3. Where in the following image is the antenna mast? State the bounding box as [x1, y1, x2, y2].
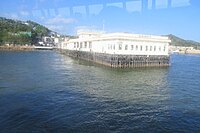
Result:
[103, 20, 105, 32]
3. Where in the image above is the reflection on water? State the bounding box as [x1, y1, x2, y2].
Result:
[58, 52, 170, 103]
[0, 51, 200, 132]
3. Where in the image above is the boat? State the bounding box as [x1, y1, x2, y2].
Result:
[33, 46, 53, 50]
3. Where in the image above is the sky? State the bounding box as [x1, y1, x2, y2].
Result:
[0, 0, 200, 42]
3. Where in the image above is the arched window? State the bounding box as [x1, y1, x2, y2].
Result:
[150, 46, 152, 51]
[125, 45, 128, 50]
[136, 45, 138, 51]
[118, 42, 122, 50]
[163, 45, 166, 51]
[80, 42, 82, 48]
[131, 45, 134, 50]
[159, 46, 161, 51]
[77, 42, 79, 48]
[89, 42, 92, 48]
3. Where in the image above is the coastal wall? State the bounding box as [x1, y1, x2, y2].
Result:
[60, 49, 170, 68]
[0, 46, 34, 51]
[185, 49, 200, 54]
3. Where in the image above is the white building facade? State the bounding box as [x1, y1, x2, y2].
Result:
[61, 31, 171, 56]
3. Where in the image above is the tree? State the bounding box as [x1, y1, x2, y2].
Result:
[0, 17, 51, 46]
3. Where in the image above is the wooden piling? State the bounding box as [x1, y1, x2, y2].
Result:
[60, 50, 170, 68]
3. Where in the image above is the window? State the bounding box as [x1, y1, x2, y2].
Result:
[145, 46, 148, 51]
[119, 44, 122, 50]
[131, 45, 134, 50]
[89, 42, 92, 48]
[140, 45, 142, 51]
[84, 42, 87, 48]
[125, 45, 128, 50]
[108, 44, 112, 50]
[163, 45, 166, 51]
[136, 45, 138, 51]
[74, 42, 76, 48]
[154, 46, 156, 51]
[150, 46, 152, 51]
[113, 44, 115, 50]
[77, 42, 79, 48]
[80, 42, 82, 48]
[159, 46, 161, 51]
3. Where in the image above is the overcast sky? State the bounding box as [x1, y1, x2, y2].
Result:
[0, 0, 200, 41]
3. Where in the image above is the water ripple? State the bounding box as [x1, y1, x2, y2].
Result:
[0, 52, 200, 132]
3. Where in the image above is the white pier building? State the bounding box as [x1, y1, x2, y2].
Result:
[62, 31, 170, 56]
[59, 31, 171, 68]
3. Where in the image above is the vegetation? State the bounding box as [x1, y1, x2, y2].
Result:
[1, 17, 200, 49]
[166, 34, 200, 50]
[0, 17, 51, 46]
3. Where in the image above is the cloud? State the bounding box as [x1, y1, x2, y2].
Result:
[1, 13, 20, 20]
[46, 17, 77, 24]
[20, 11, 29, 16]
[75, 26, 100, 32]
[46, 24, 74, 35]
[44, 17, 77, 35]
[47, 25, 65, 32]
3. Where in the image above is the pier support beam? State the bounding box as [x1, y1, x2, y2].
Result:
[60, 50, 170, 68]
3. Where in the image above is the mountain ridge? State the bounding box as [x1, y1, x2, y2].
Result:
[166, 34, 200, 49]
[0, 17, 200, 49]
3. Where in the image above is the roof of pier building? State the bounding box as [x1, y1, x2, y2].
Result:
[69, 31, 171, 43]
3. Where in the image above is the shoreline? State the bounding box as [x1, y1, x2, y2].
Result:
[178, 50, 200, 54]
[0, 46, 34, 51]
[1, 46, 200, 55]
[185, 50, 200, 54]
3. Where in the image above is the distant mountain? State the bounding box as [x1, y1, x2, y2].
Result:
[0, 17, 55, 45]
[166, 34, 200, 49]
[1, 17, 200, 49]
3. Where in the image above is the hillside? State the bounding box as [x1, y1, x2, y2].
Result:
[167, 34, 200, 49]
[0, 17, 51, 45]
[1, 17, 200, 49]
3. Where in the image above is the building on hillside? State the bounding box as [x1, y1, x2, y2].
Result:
[38, 36, 54, 46]
[59, 30, 171, 68]
[169, 45, 194, 54]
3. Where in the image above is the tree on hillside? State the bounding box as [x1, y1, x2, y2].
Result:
[0, 17, 52, 45]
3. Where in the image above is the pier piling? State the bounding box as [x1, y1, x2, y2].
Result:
[60, 50, 170, 68]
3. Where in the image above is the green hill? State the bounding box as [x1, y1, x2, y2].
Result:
[166, 34, 200, 50]
[1, 17, 200, 49]
[0, 17, 51, 45]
